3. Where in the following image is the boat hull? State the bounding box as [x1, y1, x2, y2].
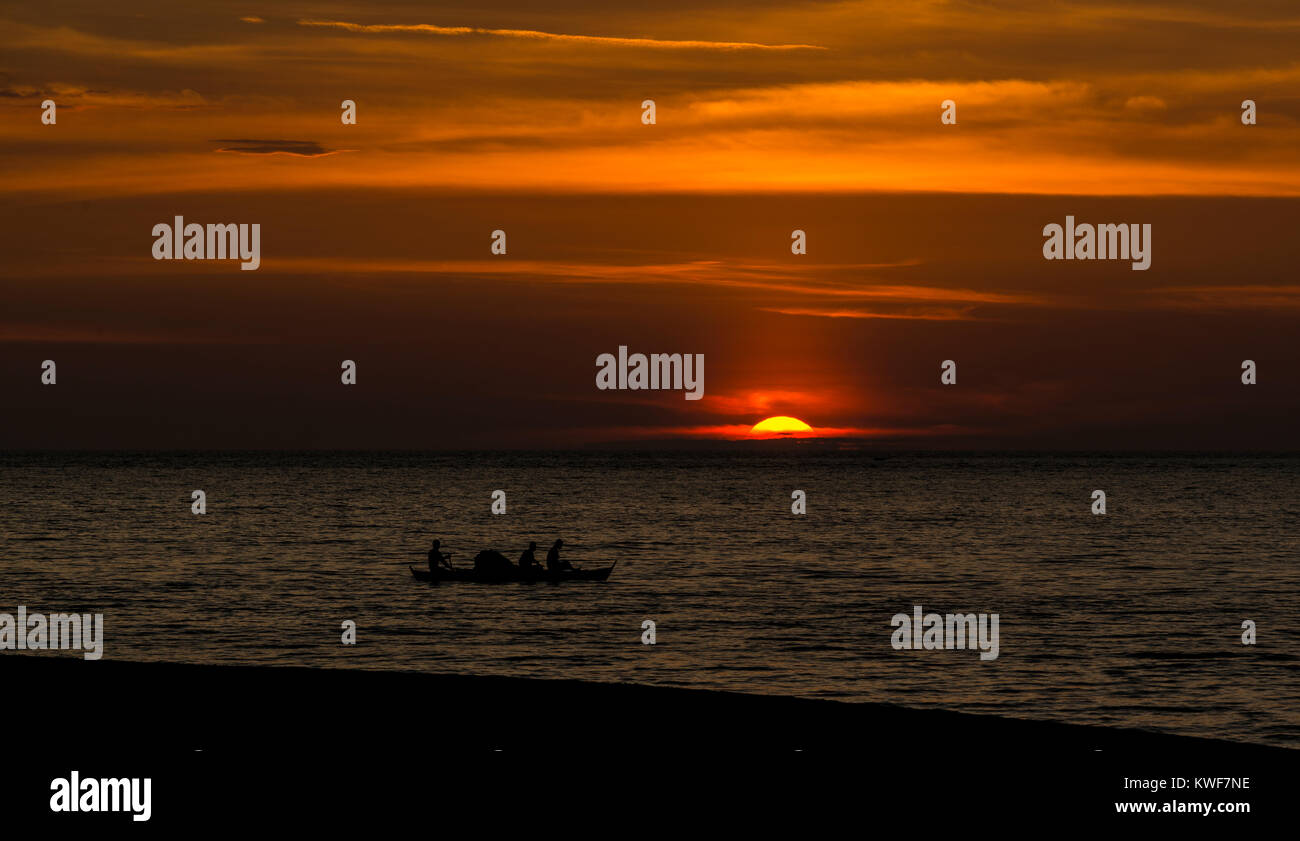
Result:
[409, 565, 614, 584]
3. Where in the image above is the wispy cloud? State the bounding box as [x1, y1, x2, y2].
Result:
[247, 257, 1045, 320]
[0, 84, 206, 110]
[760, 306, 976, 321]
[1146, 285, 1300, 309]
[212, 139, 350, 157]
[590, 422, 937, 441]
[297, 18, 826, 51]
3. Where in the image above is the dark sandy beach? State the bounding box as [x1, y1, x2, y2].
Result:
[4, 655, 1293, 827]
[3, 655, 1287, 755]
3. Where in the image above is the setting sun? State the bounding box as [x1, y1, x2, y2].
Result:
[750, 416, 815, 436]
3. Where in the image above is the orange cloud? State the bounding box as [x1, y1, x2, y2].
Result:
[593, 424, 927, 441]
[760, 306, 976, 321]
[212, 139, 352, 157]
[298, 18, 826, 50]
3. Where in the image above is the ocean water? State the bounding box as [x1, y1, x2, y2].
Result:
[1, 451, 1297, 747]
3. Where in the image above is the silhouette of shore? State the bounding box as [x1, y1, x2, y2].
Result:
[5, 655, 1294, 827]
[5, 655, 1289, 757]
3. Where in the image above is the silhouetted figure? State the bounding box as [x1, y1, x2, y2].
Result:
[546, 539, 573, 572]
[428, 539, 452, 574]
[518, 541, 540, 572]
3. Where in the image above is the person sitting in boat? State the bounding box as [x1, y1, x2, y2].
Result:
[546, 539, 573, 572]
[428, 539, 453, 574]
[518, 541, 540, 572]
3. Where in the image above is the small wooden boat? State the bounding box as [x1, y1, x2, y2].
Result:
[409, 563, 615, 584]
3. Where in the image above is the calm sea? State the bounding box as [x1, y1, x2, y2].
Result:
[1, 451, 1297, 747]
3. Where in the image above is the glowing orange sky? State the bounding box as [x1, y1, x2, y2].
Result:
[1, 2, 1298, 449]
[3, 3, 1300, 198]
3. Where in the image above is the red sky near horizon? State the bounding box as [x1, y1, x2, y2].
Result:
[2, 1, 1298, 449]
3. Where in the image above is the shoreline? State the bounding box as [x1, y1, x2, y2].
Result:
[4, 654, 1290, 755]
[6, 654, 1294, 826]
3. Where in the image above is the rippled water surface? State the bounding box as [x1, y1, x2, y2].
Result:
[2, 451, 1297, 747]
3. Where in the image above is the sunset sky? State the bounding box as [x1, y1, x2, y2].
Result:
[2, 1, 1298, 448]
